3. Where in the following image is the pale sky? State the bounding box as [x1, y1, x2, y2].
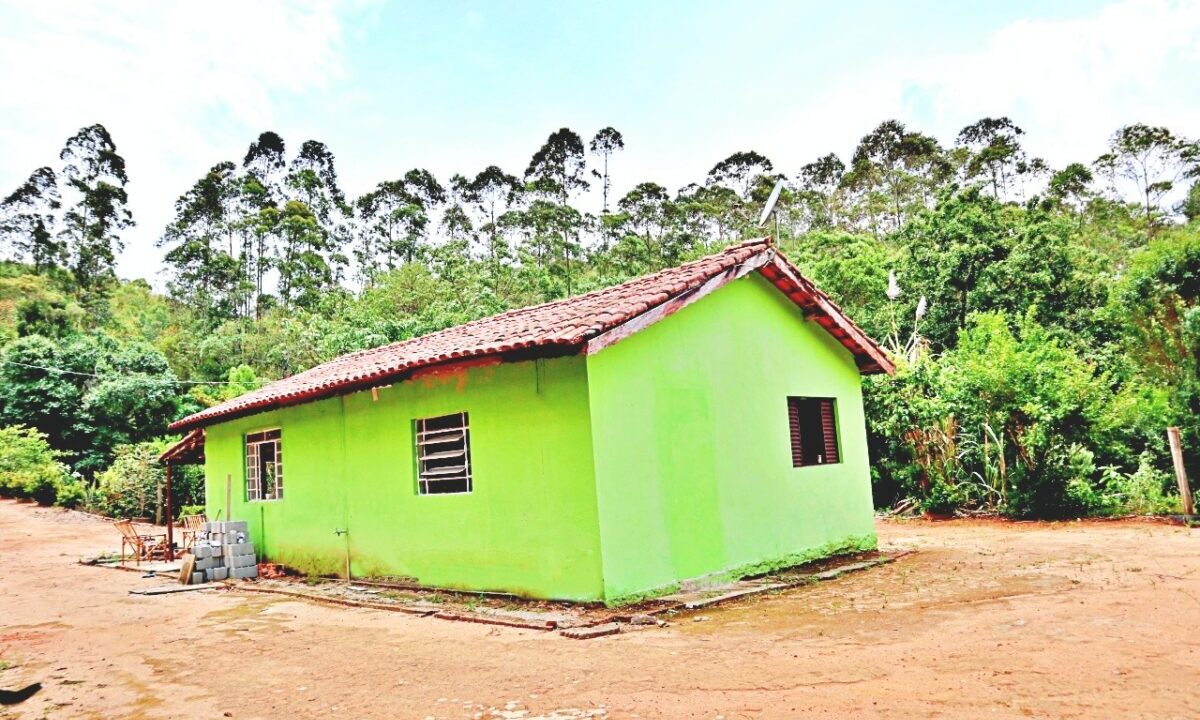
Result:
[1, 0, 1198, 285]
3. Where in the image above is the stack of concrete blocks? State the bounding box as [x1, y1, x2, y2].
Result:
[190, 520, 258, 584]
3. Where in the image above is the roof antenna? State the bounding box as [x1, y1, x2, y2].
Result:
[757, 179, 786, 245]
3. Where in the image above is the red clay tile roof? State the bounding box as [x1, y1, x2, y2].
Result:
[170, 239, 893, 431]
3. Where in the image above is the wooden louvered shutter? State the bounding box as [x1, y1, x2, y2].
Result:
[416, 412, 472, 494]
[819, 399, 839, 464]
[788, 398, 804, 467]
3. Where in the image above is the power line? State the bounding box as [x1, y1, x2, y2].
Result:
[2, 359, 272, 386]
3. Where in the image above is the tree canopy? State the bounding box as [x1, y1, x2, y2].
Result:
[2, 117, 1199, 519]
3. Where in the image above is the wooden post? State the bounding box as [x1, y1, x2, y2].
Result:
[154, 476, 163, 526]
[1167, 427, 1194, 516]
[225, 473, 233, 522]
[164, 463, 175, 561]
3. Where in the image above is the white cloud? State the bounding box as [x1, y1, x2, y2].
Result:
[761, 0, 1200, 176]
[0, 0, 349, 283]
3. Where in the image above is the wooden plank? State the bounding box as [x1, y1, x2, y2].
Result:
[434, 610, 558, 630]
[561, 623, 621, 640]
[1167, 427, 1195, 516]
[681, 583, 788, 609]
[417, 432, 466, 446]
[820, 399, 839, 464]
[178, 554, 196, 585]
[131, 583, 210, 596]
[419, 449, 467, 461]
[787, 398, 803, 466]
[419, 465, 468, 477]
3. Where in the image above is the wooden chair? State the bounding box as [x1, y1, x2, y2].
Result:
[179, 513, 208, 550]
[115, 519, 167, 565]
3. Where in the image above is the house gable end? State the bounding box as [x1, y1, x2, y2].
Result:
[584, 271, 878, 602]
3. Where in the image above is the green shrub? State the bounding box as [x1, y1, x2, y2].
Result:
[91, 439, 204, 520]
[921, 478, 962, 515]
[1108, 455, 1180, 516]
[0, 425, 72, 505]
[940, 312, 1112, 517]
[93, 441, 167, 520]
[866, 310, 1181, 518]
[1066, 454, 1180, 517]
[51, 475, 92, 509]
[864, 359, 946, 507]
[1112, 225, 1200, 482]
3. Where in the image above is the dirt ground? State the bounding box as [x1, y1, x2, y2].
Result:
[1, 499, 1197, 720]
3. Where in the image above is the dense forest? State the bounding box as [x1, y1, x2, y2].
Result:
[1, 118, 1198, 520]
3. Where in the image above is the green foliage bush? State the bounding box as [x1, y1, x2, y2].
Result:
[51, 474, 92, 509]
[944, 312, 1110, 517]
[91, 440, 204, 521]
[0, 425, 74, 505]
[867, 310, 1182, 518]
[1112, 225, 1200, 480]
[0, 430, 205, 519]
[16, 297, 81, 338]
[1108, 457, 1179, 515]
[0, 333, 181, 475]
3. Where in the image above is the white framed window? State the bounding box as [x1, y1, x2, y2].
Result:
[246, 429, 283, 501]
[415, 412, 472, 495]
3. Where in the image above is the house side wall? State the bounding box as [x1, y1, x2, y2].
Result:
[202, 355, 604, 601]
[586, 272, 877, 602]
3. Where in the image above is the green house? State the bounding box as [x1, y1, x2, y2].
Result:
[166, 239, 894, 604]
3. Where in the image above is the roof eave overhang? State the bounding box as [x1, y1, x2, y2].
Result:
[167, 342, 583, 432]
[158, 428, 206, 464]
[758, 254, 896, 376]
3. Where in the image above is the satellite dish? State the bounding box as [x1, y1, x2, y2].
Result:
[757, 179, 786, 228]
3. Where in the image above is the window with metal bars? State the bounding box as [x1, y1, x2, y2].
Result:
[245, 429, 283, 501]
[415, 412, 472, 495]
[787, 397, 840, 467]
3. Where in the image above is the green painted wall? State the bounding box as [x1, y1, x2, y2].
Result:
[203, 355, 605, 601]
[586, 273, 877, 602]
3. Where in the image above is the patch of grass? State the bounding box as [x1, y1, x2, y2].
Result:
[0, 659, 13, 672]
